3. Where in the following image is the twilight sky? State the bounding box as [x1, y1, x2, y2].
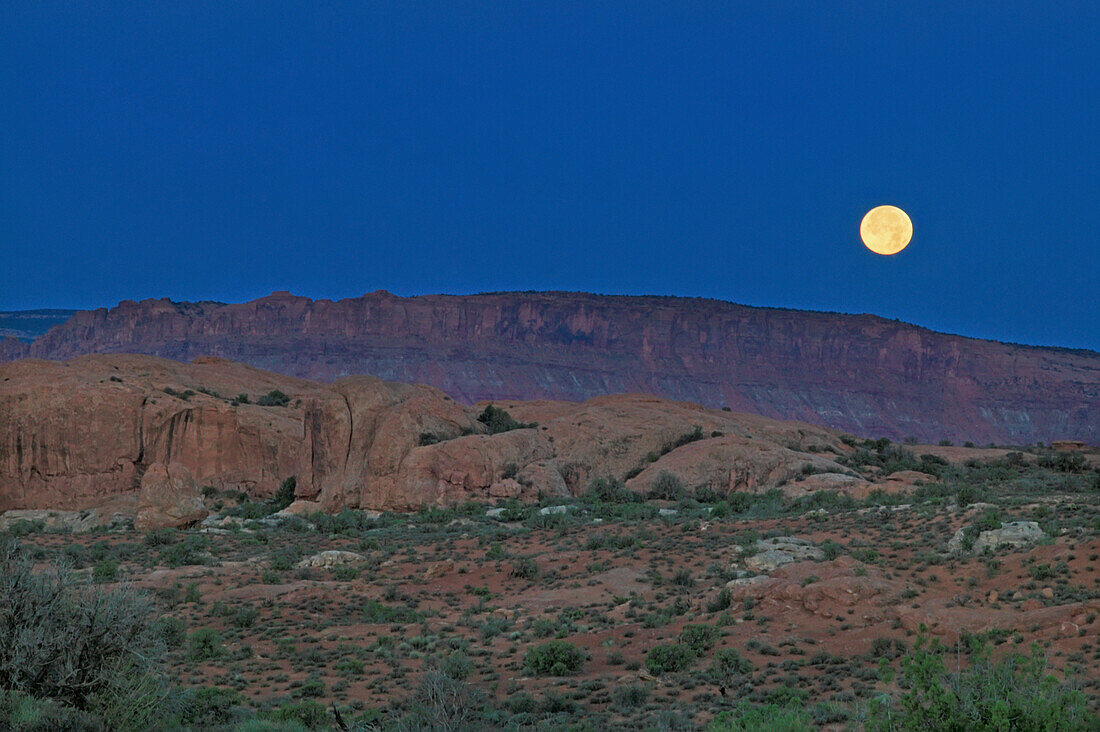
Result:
[1, 2, 1098, 350]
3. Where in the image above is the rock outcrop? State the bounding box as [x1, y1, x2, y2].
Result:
[134, 463, 208, 531]
[1, 354, 862, 515]
[742, 537, 825, 572]
[2, 291, 1096, 444]
[296, 551, 368, 569]
[948, 521, 1047, 554]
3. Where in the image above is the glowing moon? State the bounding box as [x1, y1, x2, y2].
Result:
[860, 205, 913, 255]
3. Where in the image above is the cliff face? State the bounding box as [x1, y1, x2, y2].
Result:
[0, 354, 852, 513]
[3, 291, 1097, 444]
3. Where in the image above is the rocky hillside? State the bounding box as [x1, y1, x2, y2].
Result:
[1, 291, 1096, 444]
[1, 355, 868, 516]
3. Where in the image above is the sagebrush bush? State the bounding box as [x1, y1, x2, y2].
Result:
[0, 540, 166, 727]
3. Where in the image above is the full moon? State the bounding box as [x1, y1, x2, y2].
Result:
[860, 205, 913, 255]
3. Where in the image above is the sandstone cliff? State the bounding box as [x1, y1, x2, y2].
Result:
[0, 355, 855, 514]
[2, 291, 1096, 444]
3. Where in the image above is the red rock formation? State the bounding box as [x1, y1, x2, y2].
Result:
[2, 291, 1096, 444]
[134, 462, 207, 531]
[0, 354, 853, 514]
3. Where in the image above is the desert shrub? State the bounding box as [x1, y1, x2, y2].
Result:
[439, 651, 473, 681]
[3, 518, 46, 537]
[92, 558, 119, 583]
[679, 624, 719, 655]
[586, 533, 638, 551]
[0, 690, 107, 731]
[707, 588, 733, 613]
[727, 492, 753, 513]
[524, 641, 587, 676]
[296, 678, 326, 698]
[309, 509, 377, 535]
[615, 683, 651, 708]
[174, 686, 243, 727]
[335, 657, 365, 677]
[256, 389, 290, 407]
[362, 599, 420, 624]
[510, 557, 540, 580]
[159, 536, 210, 567]
[0, 540, 166, 723]
[972, 508, 1003, 532]
[476, 405, 534, 434]
[708, 703, 814, 731]
[582, 476, 640, 504]
[143, 528, 177, 546]
[233, 604, 260, 628]
[671, 568, 695, 587]
[955, 483, 980, 506]
[186, 628, 224, 661]
[866, 635, 1093, 731]
[711, 648, 754, 678]
[645, 643, 695, 674]
[157, 615, 187, 649]
[269, 546, 301, 571]
[1037, 451, 1087, 473]
[820, 539, 842, 560]
[396, 669, 487, 730]
[666, 425, 705, 452]
[267, 699, 328, 728]
[418, 431, 442, 446]
[270, 476, 297, 511]
[649, 471, 685, 500]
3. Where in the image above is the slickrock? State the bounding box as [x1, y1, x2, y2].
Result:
[2, 355, 864, 516]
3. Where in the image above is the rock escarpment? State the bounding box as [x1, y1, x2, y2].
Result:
[0, 355, 854, 515]
[1, 291, 1096, 444]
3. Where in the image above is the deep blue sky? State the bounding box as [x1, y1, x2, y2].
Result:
[2, 2, 1098, 349]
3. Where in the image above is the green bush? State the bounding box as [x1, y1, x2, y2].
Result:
[0, 690, 107, 731]
[0, 540, 166, 727]
[362, 599, 420, 624]
[706, 588, 732, 613]
[233, 604, 259, 628]
[476, 405, 534, 434]
[645, 643, 695, 674]
[157, 615, 187, 649]
[867, 635, 1093, 731]
[187, 628, 224, 661]
[159, 536, 210, 567]
[267, 699, 328, 728]
[256, 389, 290, 407]
[524, 641, 587, 676]
[271, 476, 297, 511]
[615, 684, 651, 708]
[649, 471, 685, 500]
[510, 557, 540, 580]
[175, 686, 243, 727]
[92, 558, 119, 583]
[707, 703, 814, 731]
[679, 624, 719, 655]
[582, 476, 640, 504]
[711, 648, 754, 678]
